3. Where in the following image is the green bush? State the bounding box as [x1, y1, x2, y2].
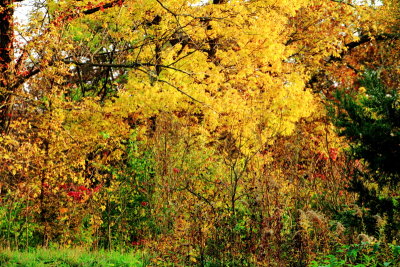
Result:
[310, 242, 400, 267]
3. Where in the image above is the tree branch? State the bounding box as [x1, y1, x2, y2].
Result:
[156, 79, 220, 114]
[330, 33, 400, 62]
[52, 0, 124, 26]
[11, 68, 41, 91]
[329, 0, 354, 7]
[63, 60, 193, 75]
[82, 0, 124, 15]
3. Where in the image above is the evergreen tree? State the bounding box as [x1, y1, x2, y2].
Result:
[329, 70, 399, 241]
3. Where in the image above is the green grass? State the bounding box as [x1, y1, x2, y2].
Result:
[0, 248, 150, 267]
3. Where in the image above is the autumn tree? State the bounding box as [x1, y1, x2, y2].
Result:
[0, 0, 130, 247]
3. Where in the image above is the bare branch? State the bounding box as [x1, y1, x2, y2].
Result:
[329, 0, 354, 7]
[63, 60, 193, 75]
[155, 0, 228, 21]
[11, 68, 41, 91]
[82, 0, 124, 15]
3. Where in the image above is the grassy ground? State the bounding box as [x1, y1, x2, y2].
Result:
[0, 248, 150, 267]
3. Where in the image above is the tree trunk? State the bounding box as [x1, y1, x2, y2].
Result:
[0, 0, 15, 134]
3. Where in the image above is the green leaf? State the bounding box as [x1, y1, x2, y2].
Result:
[100, 131, 110, 139]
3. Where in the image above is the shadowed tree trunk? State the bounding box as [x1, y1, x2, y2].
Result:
[0, 0, 15, 134]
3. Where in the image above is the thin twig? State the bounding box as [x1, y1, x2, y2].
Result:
[63, 60, 193, 75]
